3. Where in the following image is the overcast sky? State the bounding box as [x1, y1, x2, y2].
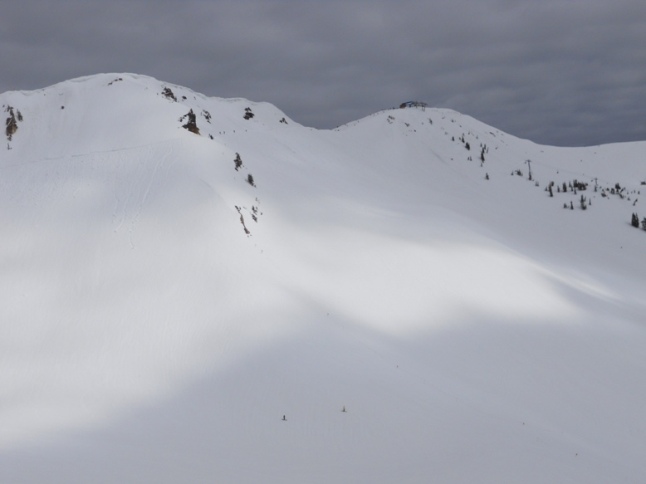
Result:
[2, 1, 645, 146]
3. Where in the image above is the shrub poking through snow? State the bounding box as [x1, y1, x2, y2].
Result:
[234, 206, 251, 235]
[573, 180, 588, 191]
[234, 153, 243, 171]
[247, 174, 256, 187]
[161, 87, 177, 102]
[180, 110, 199, 134]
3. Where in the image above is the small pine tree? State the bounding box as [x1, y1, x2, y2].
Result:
[5, 107, 18, 141]
[631, 213, 639, 228]
[247, 173, 256, 187]
[526, 160, 532, 181]
[642, 218, 646, 231]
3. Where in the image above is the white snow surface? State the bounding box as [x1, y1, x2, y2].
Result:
[1, 73, 645, 483]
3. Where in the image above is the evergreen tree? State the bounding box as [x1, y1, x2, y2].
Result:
[631, 213, 640, 228]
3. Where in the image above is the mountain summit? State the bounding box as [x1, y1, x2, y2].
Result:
[2, 74, 646, 483]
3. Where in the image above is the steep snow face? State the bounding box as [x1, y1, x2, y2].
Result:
[1, 74, 646, 483]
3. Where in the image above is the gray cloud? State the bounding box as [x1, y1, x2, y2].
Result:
[2, 0, 645, 146]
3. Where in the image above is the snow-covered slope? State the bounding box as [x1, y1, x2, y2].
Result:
[2, 74, 645, 483]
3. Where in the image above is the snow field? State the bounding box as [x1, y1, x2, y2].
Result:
[1, 73, 645, 483]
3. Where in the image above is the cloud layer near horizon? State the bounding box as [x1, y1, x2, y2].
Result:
[2, 1, 645, 146]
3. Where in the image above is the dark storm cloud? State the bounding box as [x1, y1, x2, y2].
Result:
[1, 0, 645, 146]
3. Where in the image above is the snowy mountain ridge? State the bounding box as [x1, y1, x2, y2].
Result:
[1, 73, 646, 483]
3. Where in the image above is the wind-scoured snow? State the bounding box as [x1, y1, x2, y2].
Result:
[1, 73, 645, 483]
